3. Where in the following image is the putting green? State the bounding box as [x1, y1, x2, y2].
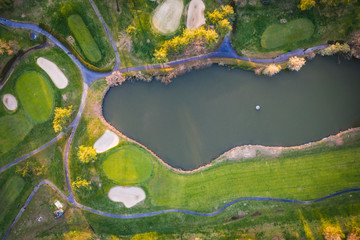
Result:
[16, 71, 55, 122]
[68, 14, 102, 63]
[102, 145, 153, 184]
[0, 112, 33, 155]
[261, 18, 314, 49]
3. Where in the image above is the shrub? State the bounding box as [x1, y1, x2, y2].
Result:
[77, 145, 97, 163]
[53, 105, 72, 133]
[262, 64, 281, 76]
[319, 43, 351, 56]
[323, 225, 345, 240]
[288, 56, 306, 71]
[72, 177, 91, 189]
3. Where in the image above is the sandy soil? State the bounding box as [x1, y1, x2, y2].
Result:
[37, 57, 69, 89]
[108, 186, 146, 208]
[186, 0, 205, 29]
[152, 0, 184, 34]
[93, 130, 119, 153]
[2, 94, 18, 111]
[223, 145, 283, 161]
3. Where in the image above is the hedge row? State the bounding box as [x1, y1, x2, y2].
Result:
[39, 23, 111, 73]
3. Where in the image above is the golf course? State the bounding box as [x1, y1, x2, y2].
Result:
[1, 0, 360, 239]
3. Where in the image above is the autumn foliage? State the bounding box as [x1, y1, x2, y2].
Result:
[72, 177, 91, 189]
[53, 105, 72, 133]
[288, 56, 306, 71]
[323, 225, 345, 240]
[0, 39, 18, 56]
[77, 145, 97, 163]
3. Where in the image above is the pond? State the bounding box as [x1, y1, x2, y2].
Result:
[103, 56, 360, 170]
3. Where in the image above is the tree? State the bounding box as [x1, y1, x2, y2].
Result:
[126, 25, 136, 37]
[16, 160, 45, 177]
[347, 30, 360, 59]
[288, 56, 306, 71]
[77, 145, 97, 163]
[323, 225, 345, 240]
[106, 71, 126, 87]
[53, 105, 72, 133]
[72, 177, 91, 189]
[298, 0, 316, 10]
[262, 64, 281, 76]
[319, 43, 351, 56]
[217, 19, 232, 37]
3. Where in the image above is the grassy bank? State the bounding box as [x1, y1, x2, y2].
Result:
[84, 190, 360, 239]
[0, 47, 82, 168]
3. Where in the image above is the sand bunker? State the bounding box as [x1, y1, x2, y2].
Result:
[37, 57, 69, 89]
[186, 0, 206, 29]
[152, 0, 184, 34]
[2, 94, 18, 111]
[93, 130, 120, 153]
[108, 186, 146, 208]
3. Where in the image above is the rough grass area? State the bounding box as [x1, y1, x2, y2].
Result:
[67, 14, 102, 63]
[7, 186, 95, 240]
[231, 0, 360, 57]
[84, 191, 360, 238]
[15, 72, 55, 122]
[102, 145, 153, 185]
[0, 112, 32, 155]
[261, 18, 314, 49]
[0, 176, 25, 223]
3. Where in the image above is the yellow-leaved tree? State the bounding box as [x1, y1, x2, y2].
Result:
[53, 105, 72, 133]
[77, 145, 97, 163]
[298, 0, 316, 10]
[72, 177, 91, 189]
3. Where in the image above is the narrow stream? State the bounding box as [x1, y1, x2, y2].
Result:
[103, 56, 360, 170]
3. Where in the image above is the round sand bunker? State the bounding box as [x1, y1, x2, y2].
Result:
[108, 186, 146, 208]
[2, 94, 18, 111]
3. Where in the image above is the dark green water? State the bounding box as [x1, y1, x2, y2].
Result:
[103, 57, 360, 170]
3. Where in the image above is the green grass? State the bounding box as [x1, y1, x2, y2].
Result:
[102, 145, 153, 185]
[0, 176, 25, 223]
[15, 72, 55, 122]
[261, 18, 314, 49]
[0, 112, 33, 155]
[148, 146, 360, 210]
[67, 14, 102, 63]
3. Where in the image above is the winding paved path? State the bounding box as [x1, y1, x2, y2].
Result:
[0, 3, 353, 239]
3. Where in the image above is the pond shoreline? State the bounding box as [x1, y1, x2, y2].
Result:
[96, 55, 360, 173]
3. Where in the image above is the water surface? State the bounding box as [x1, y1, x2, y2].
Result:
[103, 57, 360, 170]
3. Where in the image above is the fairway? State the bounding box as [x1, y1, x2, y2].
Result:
[102, 145, 153, 184]
[0, 112, 33, 155]
[148, 147, 360, 210]
[16, 72, 54, 122]
[0, 176, 25, 222]
[261, 18, 314, 49]
[68, 14, 102, 63]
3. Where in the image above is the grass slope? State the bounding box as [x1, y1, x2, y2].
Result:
[16, 72, 54, 122]
[0, 176, 24, 223]
[102, 145, 153, 185]
[67, 14, 102, 63]
[261, 18, 314, 49]
[0, 112, 32, 155]
[149, 146, 360, 210]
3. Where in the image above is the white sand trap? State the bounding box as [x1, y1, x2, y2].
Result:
[152, 0, 184, 34]
[37, 57, 69, 89]
[108, 186, 146, 208]
[93, 130, 119, 153]
[186, 0, 205, 29]
[2, 94, 18, 111]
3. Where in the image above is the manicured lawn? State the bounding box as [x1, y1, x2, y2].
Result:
[0, 112, 33, 155]
[0, 176, 25, 222]
[67, 14, 102, 63]
[15, 72, 54, 122]
[261, 18, 314, 49]
[148, 146, 360, 210]
[102, 145, 153, 185]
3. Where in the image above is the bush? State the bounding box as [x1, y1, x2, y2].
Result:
[288, 56, 306, 71]
[262, 64, 281, 76]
